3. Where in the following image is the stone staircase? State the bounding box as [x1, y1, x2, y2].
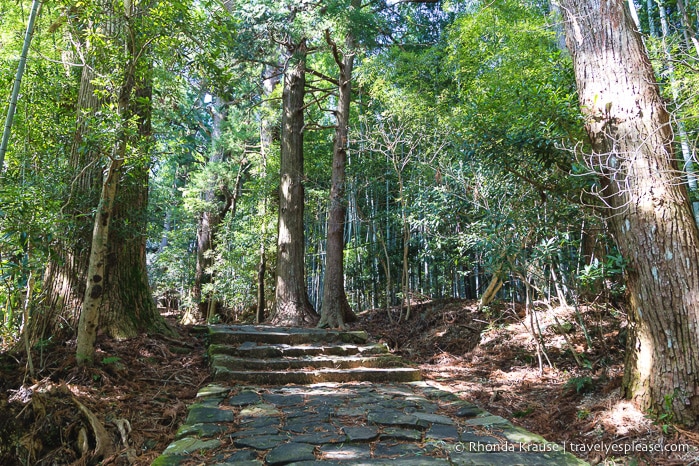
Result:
[152, 325, 588, 465]
[207, 325, 421, 385]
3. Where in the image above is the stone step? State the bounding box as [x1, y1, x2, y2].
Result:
[208, 325, 369, 346]
[213, 366, 422, 384]
[210, 353, 405, 371]
[208, 341, 389, 358]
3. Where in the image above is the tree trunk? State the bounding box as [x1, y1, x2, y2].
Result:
[271, 40, 318, 326]
[560, 0, 699, 425]
[77, 8, 167, 363]
[318, 29, 358, 329]
[40, 1, 167, 348]
[256, 63, 281, 323]
[101, 77, 167, 338]
[76, 155, 123, 365]
[479, 274, 503, 309]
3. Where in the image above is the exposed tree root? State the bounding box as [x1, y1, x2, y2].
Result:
[72, 396, 114, 461]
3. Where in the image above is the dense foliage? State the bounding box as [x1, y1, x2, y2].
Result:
[0, 0, 696, 333]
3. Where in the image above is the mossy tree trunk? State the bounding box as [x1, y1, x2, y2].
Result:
[100, 75, 169, 338]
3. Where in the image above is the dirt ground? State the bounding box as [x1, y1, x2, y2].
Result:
[0, 315, 209, 466]
[0, 300, 698, 465]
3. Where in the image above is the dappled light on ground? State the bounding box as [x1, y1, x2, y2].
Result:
[599, 399, 652, 436]
[355, 298, 699, 465]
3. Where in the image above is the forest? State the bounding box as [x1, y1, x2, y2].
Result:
[1, 0, 699, 464]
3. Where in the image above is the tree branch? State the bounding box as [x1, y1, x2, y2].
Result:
[325, 29, 344, 70]
[306, 67, 339, 86]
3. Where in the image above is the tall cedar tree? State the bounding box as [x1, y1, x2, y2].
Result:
[318, 25, 359, 329]
[560, 0, 699, 424]
[271, 39, 318, 326]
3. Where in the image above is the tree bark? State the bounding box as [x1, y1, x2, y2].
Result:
[76, 155, 123, 365]
[40, 1, 167, 348]
[271, 40, 318, 326]
[560, 0, 699, 424]
[479, 274, 503, 309]
[318, 28, 358, 329]
[100, 74, 167, 338]
[77, 5, 155, 363]
[257, 63, 281, 324]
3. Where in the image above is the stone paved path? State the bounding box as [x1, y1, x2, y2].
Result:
[152, 325, 588, 465]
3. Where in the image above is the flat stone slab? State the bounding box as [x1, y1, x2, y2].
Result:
[185, 405, 235, 424]
[265, 442, 316, 465]
[263, 393, 305, 406]
[213, 367, 422, 384]
[412, 412, 456, 425]
[210, 342, 389, 358]
[367, 411, 429, 428]
[454, 402, 484, 418]
[209, 325, 369, 345]
[233, 434, 288, 450]
[229, 390, 261, 406]
[426, 423, 460, 440]
[373, 442, 426, 457]
[380, 427, 423, 441]
[320, 443, 372, 460]
[343, 426, 379, 442]
[239, 402, 280, 417]
[161, 437, 222, 456]
[211, 353, 404, 371]
[176, 422, 229, 439]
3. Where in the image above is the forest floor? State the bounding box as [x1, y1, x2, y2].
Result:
[353, 298, 699, 466]
[0, 299, 697, 465]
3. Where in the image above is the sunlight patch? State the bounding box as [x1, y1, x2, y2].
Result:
[599, 400, 652, 436]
